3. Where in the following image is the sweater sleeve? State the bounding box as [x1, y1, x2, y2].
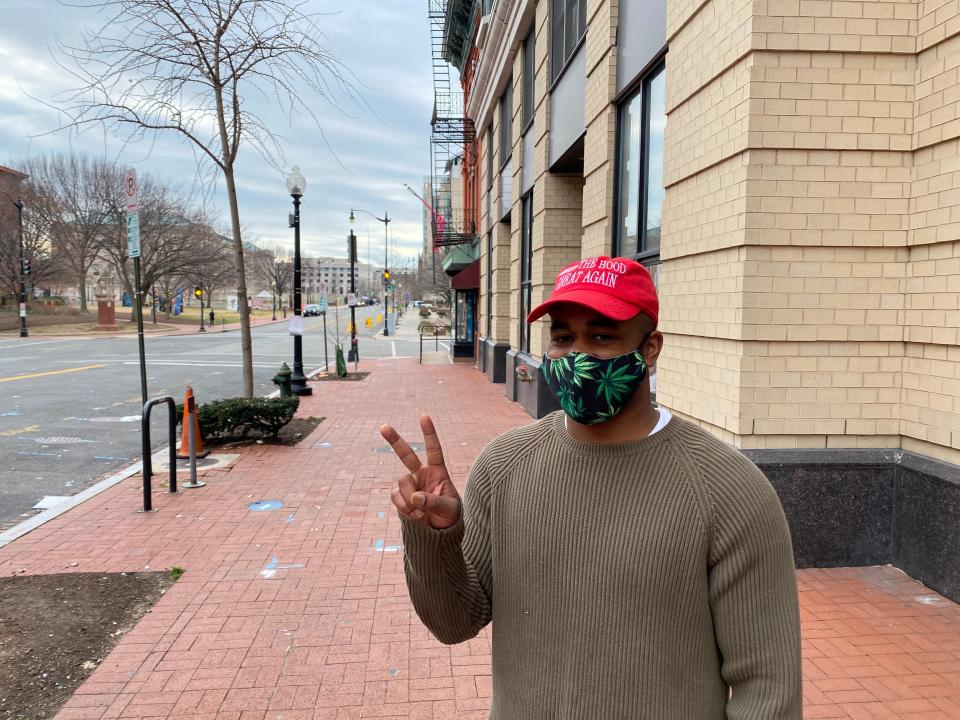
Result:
[705, 453, 803, 719]
[399, 450, 494, 645]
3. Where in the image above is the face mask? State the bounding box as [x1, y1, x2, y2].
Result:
[540, 347, 649, 425]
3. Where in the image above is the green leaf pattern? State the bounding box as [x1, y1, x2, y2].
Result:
[542, 350, 648, 425]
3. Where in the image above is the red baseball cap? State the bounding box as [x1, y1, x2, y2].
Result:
[526, 256, 659, 326]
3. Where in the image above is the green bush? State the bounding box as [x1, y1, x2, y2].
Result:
[177, 396, 299, 440]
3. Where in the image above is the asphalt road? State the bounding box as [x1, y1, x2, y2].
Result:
[0, 304, 438, 528]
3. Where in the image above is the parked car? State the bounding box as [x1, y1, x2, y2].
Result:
[303, 303, 321, 316]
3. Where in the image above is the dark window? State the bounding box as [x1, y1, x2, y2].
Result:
[499, 84, 513, 169]
[519, 192, 534, 354]
[615, 62, 665, 261]
[551, 0, 587, 82]
[522, 28, 535, 130]
[486, 231, 494, 337]
[486, 126, 494, 191]
[482, 0, 493, 14]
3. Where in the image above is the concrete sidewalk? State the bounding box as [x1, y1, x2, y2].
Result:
[1, 358, 959, 719]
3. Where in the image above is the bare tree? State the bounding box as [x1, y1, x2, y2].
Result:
[20, 155, 111, 312]
[99, 167, 230, 321]
[248, 245, 292, 320]
[0, 174, 66, 301]
[54, 0, 361, 396]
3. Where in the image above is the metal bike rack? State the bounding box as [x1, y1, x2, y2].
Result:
[419, 326, 446, 364]
[141, 396, 178, 512]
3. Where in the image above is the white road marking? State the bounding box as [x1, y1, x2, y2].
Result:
[391, 341, 397, 357]
[123, 361, 280, 368]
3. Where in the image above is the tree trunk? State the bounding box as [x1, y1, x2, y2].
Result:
[78, 263, 88, 312]
[223, 163, 254, 397]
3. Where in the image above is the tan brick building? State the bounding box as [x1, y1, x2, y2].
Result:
[435, 0, 960, 479]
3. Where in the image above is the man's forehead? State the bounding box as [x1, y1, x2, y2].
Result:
[548, 305, 622, 328]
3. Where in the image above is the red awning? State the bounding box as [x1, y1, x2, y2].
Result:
[451, 259, 480, 290]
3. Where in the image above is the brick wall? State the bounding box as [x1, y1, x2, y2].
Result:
[467, 0, 960, 465]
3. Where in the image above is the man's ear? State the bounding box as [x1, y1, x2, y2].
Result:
[643, 330, 664, 370]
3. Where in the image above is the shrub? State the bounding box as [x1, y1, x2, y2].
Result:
[177, 396, 299, 440]
[419, 307, 430, 318]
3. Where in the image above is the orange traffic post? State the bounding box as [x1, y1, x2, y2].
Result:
[177, 385, 210, 459]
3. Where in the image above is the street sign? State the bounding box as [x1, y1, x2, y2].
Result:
[126, 213, 141, 258]
[387, 284, 396, 293]
[318, 296, 328, 313]
[124, 169, 138, 213]
[347, 293, 357, 307]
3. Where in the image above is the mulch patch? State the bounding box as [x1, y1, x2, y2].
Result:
[312, 372, 370, 382]
[0, 571, 174, 720]
[207, 416, 324, 449]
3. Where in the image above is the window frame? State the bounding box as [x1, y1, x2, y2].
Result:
[550, 0, 587, 84]
[486, 126, 494, 192]
[499, 83, 513, 171]
[613, 59, 666, 265]
[518, 191, 534, 354]
[522, 27, 536, 133]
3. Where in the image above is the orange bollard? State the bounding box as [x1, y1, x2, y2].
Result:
[176, 385, 210, 459]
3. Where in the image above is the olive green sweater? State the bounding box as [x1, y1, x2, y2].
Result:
[400, 412, 802, 719]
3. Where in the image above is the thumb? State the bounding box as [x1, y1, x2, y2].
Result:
[412, 491, 459, 517]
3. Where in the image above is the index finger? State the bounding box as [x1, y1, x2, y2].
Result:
[419, 415, 446, 468]
[380, 424, 423, 474]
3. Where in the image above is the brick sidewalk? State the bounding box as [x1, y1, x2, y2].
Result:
[2, 358, 959, 719]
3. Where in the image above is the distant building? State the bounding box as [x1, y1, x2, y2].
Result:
[301, 256, 375, 300]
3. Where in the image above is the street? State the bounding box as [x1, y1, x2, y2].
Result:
[0, 304, 439, 528]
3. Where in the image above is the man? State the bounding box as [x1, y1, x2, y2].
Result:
[380, 256, 802, 719]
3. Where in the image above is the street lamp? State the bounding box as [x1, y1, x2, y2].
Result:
[13, 199, 28, 337]
[346, 226, 359, 363]
[287, 167, 312, 396]
[350, 208, 390, 337]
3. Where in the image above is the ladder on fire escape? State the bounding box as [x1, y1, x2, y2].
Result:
[428, 0, 477, 248]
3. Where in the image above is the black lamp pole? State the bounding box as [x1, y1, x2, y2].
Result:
[14, 200, 27, 338]
[290, 192, 311, 396]
[284, 167, 312, 395]
[347, 229, 359, 362]
[350, 208, 390, 336]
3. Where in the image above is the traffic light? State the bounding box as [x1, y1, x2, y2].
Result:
[382, 270, 390, 284]
[21, 257, 30, 277]
[194, 287, 202, 298]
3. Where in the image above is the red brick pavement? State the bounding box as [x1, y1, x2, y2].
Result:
[2, 358, 960, 719]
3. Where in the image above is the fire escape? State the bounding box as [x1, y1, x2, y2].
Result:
[429, 0, 477, 249]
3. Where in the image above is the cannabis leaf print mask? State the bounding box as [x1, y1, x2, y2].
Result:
[540, 349, 648, 425]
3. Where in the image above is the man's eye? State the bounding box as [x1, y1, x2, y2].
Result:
[551, 336, 572, 344]
[593, 334, 616, 342]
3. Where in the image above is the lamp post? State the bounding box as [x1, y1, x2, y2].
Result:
[287, 167, 312, 396]
[14, 199, 27, 337]
[346, 227, 359, 363]
[350, 208, 390, 336]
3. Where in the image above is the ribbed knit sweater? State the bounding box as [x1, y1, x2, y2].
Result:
[401, 412, 802, 719]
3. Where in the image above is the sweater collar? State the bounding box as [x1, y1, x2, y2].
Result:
[548, 409, 683, 457]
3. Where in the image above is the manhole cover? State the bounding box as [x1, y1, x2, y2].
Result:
[374, 442, 424, 454]
[34, 437, 95, 444]
[247, 500, 284, 512]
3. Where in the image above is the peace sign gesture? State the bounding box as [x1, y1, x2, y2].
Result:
[380, 415, 461, 529]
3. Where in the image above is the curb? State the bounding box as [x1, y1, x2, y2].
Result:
[0, 461, 144, 549]
[0, 363, 298, 549]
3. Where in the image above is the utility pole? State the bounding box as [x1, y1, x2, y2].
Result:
[14, 200, 28, 337]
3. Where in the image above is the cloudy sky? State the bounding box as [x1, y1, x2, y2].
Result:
[0, 0, 434, 271]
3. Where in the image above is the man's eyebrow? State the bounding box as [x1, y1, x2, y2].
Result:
[549, 320, 569, 331]
[587, 316, 620, 329]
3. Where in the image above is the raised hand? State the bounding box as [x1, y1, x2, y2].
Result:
[380, 415, 461, 529]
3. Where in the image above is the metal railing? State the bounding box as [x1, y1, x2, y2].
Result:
[419, 324, 449, 363]
[140, 396, 178, 512]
